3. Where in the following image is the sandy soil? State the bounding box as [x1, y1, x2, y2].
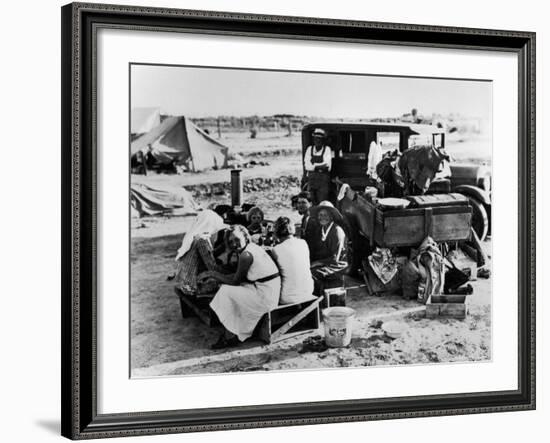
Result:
[130, 132, 492, 377]
[130, 215, 492, 378]
[130, 229, 491, 376]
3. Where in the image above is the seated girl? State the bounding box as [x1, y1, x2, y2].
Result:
[246, 206, 278, 246]
[203, 225, 281, 349]
[271, 217, 314, 305]
[246, 206, 265, 235]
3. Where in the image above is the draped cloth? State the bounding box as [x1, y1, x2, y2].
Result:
[410, 236, 445, 304]
[174, 235, 226, 295]
[368, 248, 398, 285]
[175, 210, 227, 261]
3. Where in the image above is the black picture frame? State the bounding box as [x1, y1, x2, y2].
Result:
[61, 2, 536, 439]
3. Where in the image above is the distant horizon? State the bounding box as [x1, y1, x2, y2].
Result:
[131, 64, 492, 122]
[131, 107, 485, 122]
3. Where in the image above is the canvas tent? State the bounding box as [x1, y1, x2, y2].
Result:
[131, 116, 230, 172]
[131, 107, 161, 136]
[131, 183, 198, 217]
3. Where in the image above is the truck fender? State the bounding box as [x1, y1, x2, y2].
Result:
[454, 185, 491, 206]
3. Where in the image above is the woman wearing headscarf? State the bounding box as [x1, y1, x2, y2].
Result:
[205, 225, 281, 349]
[173, 210, 229, 296]
[271, 217, 314, 305]
[309, 201, 348, 290]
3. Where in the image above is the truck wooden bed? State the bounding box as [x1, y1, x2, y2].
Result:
[343, 193, 473, 248]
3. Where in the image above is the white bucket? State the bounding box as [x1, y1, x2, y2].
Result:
[322, 307, 356, 347]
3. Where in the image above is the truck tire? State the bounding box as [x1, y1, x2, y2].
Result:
[468, 197, 489, 242]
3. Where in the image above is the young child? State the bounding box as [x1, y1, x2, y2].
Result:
[246, 206, 265, 235]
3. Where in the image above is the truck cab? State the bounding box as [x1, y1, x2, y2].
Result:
[302, 122, 445, 187]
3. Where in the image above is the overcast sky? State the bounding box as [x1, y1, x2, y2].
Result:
[131, 64, 491, 120]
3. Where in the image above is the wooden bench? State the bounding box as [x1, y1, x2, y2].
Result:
[256, 297, 322, 344]
[175, 287, 322, 344]
[174, 288, 218, 327]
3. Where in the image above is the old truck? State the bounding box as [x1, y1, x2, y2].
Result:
[301, 122, 491, 242]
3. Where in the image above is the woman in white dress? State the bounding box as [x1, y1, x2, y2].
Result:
[271, 217, 314, 305]
[204, 225, 281, 349]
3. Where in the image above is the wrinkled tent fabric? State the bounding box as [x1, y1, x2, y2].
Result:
[130, 116, 229, 171]
[131, 183, 199, 217]
[131, 107, 161, 135]
[131, 205, 140, 219]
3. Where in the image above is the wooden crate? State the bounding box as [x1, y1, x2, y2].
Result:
[431, 295, 467, 304]
[257, 298, 322, 344]
[343, 194, 472, 248]
[426, 302, 467, 319]
[375, 206, 472, 247]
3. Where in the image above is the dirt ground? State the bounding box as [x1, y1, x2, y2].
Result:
[130, 131, 492, 377]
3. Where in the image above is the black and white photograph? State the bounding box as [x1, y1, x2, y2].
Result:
[130, 64, 493, 377]
[1, 0, 545, 441]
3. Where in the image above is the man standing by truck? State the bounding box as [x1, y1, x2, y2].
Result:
[303, 128, 333, 204]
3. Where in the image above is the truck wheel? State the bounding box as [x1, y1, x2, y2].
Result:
[469, 197, 489, 242]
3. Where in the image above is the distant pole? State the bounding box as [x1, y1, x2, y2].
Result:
[217, 117, 221, 138]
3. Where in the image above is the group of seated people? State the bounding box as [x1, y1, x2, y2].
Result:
[173, 191, 348, 349]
